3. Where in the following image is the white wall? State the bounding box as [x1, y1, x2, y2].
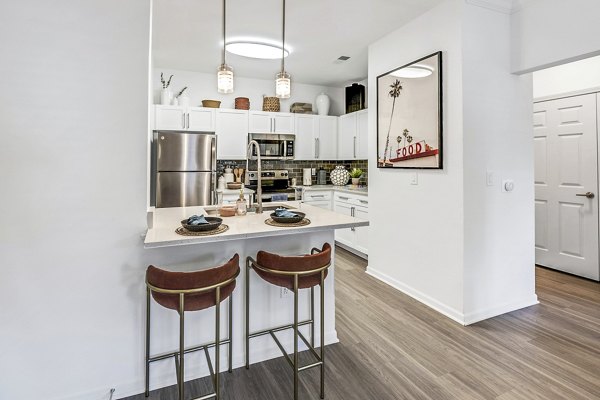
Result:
[0, 1, 152, 399]
[511, 0, 600, 74]
[461, 3, 537, 323]
[367, 0, 466, 321]
[367, 0, 537, 324]
[533, 55, 600, 99]
[152, 68, 345, 116]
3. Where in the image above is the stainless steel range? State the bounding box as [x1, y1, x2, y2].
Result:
[245, 170, 295, 202]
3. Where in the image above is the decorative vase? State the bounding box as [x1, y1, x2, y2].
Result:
[171, 97, 179, 106]
[315, 92, 330, 116]
[330, 165, 350, 186]
[160, 89, 173, 105]
[351, 177, 360, 185]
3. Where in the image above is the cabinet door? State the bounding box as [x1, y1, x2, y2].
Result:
[294, 114, 316, 160]
[216, 109, 248, 159]
[188, 107, 216, 131]
[317, 116, 338, 160]
[338, 113, 357, 160]
[155, 105, 186, 130]
[334, 201, 355, 246]
[356, 110, 368, 160]
[354, 205, 369, 255]
[273, 113, 294, 133]
[248, 111, 272, 133]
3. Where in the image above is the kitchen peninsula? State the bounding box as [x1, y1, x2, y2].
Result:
[142, 202, 368, 390]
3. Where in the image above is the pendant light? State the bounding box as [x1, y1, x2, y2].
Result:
[275, 0, 291, 99]
[217, 0, 234, 93]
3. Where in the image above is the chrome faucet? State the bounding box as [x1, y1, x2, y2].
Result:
[246, 140, 263, 214]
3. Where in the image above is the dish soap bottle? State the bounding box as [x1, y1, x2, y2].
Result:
[236, 189, 247, 216]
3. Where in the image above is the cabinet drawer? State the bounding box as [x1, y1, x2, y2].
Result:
[305, 191, 332, 201]
[334, 192, 368, 207]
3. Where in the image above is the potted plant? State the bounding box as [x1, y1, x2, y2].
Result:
[350, 168, 363, 186]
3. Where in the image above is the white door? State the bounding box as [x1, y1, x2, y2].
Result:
[216, 109, 248, 159]
[534, 93, 599, 280]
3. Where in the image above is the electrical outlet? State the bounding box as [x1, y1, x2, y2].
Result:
[280, 287, 292, 298]
[311, 168, 316, 175]
[410, 172, 418, 185]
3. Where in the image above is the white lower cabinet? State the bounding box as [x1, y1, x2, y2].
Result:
[333, 192, 368, 256]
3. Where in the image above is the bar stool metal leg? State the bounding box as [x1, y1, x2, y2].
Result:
[179, 293, 185, 400]
[310, 286, 315, 348]
[228, 294, 233, 373]
[293, 275, 299, 400]
[320, 270, 325, 399]
[215, 287, 221, 400]
[245, 258, 250, 369]
[145, 287, 151, 398]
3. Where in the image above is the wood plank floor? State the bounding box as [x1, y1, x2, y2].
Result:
[123, 248, 600, 400]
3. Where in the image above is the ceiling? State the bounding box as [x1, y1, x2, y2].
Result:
[152, 0, 444, 87]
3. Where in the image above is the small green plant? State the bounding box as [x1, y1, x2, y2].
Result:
[350, 168, 363, 178]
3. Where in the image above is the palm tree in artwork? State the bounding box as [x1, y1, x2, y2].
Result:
[382, 80, 403, 165]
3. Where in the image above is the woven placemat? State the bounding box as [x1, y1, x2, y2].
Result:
[175, 224, 229, 236]
[265, 218, 311, 227]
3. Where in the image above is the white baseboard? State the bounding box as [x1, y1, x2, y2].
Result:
[335, 241, 368, 259]
[463, 296, 539, 325]
[52, 330, 339, 400]
[366, 267, 466, 324]
[366, 267, 539, 326]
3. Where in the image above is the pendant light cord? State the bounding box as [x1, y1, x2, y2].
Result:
[222, 0, 226, 65]
[281, 0, 285, 73]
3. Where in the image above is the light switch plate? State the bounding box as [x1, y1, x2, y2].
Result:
[486, 170, 495, 186]
[410, 173, 418, 185]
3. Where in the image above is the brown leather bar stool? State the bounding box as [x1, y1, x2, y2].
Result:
[145, 254, 240, 400]
[245, 243, 332, 400]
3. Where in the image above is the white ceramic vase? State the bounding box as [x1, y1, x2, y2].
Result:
[160, 89, 173, 105]
[330, 165, 350, 186]
[179, 94, 190, 108]
[315, 92, 330, 116]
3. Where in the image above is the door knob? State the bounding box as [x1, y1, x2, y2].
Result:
[576, 192, 595, 199]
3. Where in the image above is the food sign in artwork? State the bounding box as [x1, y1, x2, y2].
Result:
[376, 52, 443, 169]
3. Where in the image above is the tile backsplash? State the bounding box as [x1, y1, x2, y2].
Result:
[217, 159, 368, 186]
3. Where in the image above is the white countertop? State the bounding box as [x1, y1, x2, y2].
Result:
[144, 201, 369, 248]
[300, 185, 368, 195]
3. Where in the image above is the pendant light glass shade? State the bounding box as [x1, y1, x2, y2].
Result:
[275, 71, 291, 99]
[217, 0, 234, 93]
[217, 63, 234, 94]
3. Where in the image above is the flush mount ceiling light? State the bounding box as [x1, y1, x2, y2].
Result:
[217, 0, 234, 94]
[226, 42, 290, 60]
[275, 0, 291, 99]
[391, 64, 434, 79]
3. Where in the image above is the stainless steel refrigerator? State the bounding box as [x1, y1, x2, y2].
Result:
[154, 131, 216, 208]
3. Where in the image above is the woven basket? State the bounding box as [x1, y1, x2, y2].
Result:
[262, 96, 280, 112]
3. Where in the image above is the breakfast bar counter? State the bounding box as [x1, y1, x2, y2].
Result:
[144, 201, 369, 248]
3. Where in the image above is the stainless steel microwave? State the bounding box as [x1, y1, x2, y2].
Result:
[248, 133, 295, 160]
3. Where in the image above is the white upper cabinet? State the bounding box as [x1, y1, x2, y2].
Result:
[249, 111, 294, 133]
[294, 114, 338, 160]
[154, 105, 216, 132]
[338, 109, 367, 160]
[216, 109, 248, 160]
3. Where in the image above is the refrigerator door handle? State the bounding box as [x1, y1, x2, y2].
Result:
[212, 135, 217, 204]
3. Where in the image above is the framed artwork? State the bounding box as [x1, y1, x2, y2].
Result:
[376, 51, 443, 169]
